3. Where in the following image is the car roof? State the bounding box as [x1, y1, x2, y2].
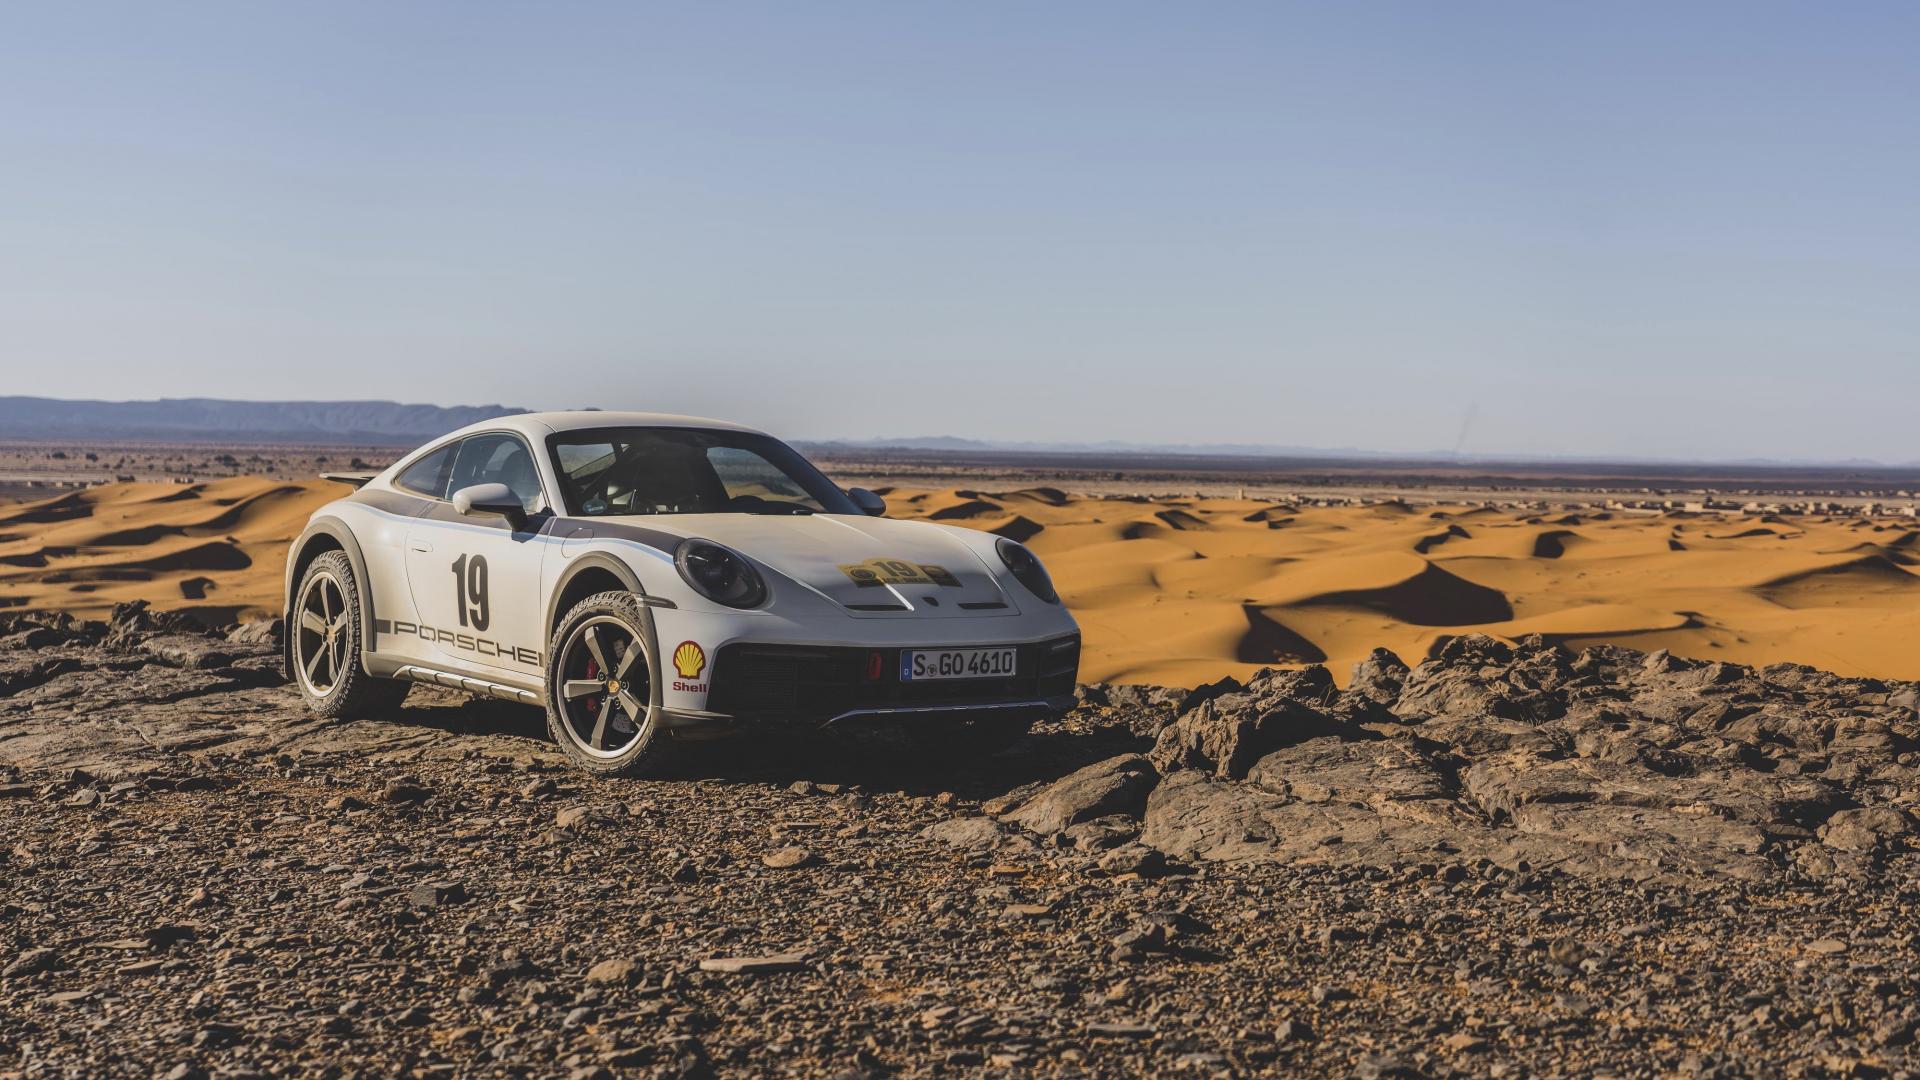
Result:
[435, 411, 773, 443]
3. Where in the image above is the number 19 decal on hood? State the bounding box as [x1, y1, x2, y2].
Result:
[838, 558, 961, 588]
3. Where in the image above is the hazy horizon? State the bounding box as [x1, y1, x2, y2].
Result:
[5, 3, 1919, 461]
[7, 392, 1920, 469]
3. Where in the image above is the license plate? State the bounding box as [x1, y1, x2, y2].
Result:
[900, 647, 1017, 681]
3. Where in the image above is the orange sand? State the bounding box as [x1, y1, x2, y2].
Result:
[883, 487, 1920, 687]
[5, 479, 1919, 688]
[0, 478, 337, 625]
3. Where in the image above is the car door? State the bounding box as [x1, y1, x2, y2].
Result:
[403, 432, 552, 680]
[367, 440, 457, 667]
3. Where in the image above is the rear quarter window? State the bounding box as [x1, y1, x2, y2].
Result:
[395, 445, 454, 498]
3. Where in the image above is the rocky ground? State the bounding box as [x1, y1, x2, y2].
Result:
[3, 606, 1920, 1078]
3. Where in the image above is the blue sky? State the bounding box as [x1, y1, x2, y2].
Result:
[3, 2, 1917, 461]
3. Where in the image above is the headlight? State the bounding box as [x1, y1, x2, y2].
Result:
[995, 537, 1059, 604]
[675, 539, 767, 608]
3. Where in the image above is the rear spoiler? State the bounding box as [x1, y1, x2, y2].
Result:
[320, 471, 380, 489]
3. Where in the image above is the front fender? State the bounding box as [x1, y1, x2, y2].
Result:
[546, 549, 667, 730]
[544, 552, 644, 633]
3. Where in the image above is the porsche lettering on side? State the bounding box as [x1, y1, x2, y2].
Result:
[283, 412, 1081, 773]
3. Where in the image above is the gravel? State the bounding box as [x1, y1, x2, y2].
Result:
[3, 606, 1920, 1076]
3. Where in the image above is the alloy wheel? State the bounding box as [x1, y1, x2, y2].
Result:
[555, 616, 652, 759]
[294, 570, 351, 696]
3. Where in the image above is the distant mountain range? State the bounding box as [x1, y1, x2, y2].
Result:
[0, 398, 1913, 470]
[799, 435, 1920, 472]
[0, 397, 530, 444]
[801, 435, 1421, 458]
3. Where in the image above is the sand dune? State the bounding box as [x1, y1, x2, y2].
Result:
[880, 489, 1920, 687]
[5, 479, 1920, 689]
[924, 495, 1004, 520]
[0, 478, 338, 621]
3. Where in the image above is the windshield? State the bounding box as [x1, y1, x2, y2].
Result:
[546, 427, 860, 517]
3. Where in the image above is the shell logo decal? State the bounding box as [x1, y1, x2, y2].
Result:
[672, 640, 707, 680]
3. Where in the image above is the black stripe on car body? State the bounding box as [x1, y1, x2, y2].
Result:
[350, 488, 433, 518]
[550, 517, 685, 555]
[351, 483, 687, 555]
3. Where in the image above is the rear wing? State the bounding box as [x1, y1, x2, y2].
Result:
[320, 471, 380, 489]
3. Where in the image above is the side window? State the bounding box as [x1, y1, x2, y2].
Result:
[395, 445, 454, 498]
[449, 434, 546, 513]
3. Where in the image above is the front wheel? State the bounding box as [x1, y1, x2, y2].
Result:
[544, 591, 665, 774]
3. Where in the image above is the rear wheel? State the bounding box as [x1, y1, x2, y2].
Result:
[291, 551, 409, 718]
[544, 592, 664, 774]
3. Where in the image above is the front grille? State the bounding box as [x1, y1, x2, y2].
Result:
[706, 635, 1080, 724]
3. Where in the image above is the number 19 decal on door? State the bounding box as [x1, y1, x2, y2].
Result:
[451, 554, 490, 631]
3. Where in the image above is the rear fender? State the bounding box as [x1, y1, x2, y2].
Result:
[284, 518, 377, 677]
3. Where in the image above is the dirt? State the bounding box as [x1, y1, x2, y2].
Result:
[3, 607, 1920, 1078]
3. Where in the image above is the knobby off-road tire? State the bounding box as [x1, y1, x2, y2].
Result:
[291, 551, 410, 719]
[545, 591, 668, 775]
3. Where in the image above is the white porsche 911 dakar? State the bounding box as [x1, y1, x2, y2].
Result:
[283, 412, 1081, 773]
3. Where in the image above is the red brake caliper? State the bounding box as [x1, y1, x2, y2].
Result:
[584, 659, 600, 716]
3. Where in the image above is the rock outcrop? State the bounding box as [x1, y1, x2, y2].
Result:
[1089, 635, 1920, 886]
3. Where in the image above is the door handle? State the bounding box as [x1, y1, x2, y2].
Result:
[410, 538, 434, 553]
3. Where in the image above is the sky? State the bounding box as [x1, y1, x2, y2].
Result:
[3, 2, 1918, 462]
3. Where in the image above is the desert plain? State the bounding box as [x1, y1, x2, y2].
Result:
[6, 447, 1920, 1078]
[3, 467, 1919, 688]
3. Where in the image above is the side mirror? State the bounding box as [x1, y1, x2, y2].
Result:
[453, 482, 527, 526]
[847, 487, 886, 517]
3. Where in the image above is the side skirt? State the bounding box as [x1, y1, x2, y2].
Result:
[391, 664, 542, 707]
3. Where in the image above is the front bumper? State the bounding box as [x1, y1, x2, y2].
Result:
[666, 633, 1080, 728]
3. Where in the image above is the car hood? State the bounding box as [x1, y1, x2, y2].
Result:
[641, 513, 1019, 617]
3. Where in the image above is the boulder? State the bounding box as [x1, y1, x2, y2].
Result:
[920, 816, 1006, 852]
[1347, 648, 1409, 705]
[1392, 634, 1573, 725]
[1245, 736, 1449, 807]
[1, 626, 65, 650]
[1002, 754, 1157, 836]
[1461, 752, 1841, 827]
[1149, 668, 1344, 779]
[1095, 683, 1189, 736]
[105, 600, 194, 643]
[1139, 770, 1469, 870]
[1819, 807, 1915, 853]
[585, 958, 641, 986]
[1140, 770, 1299, 863]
